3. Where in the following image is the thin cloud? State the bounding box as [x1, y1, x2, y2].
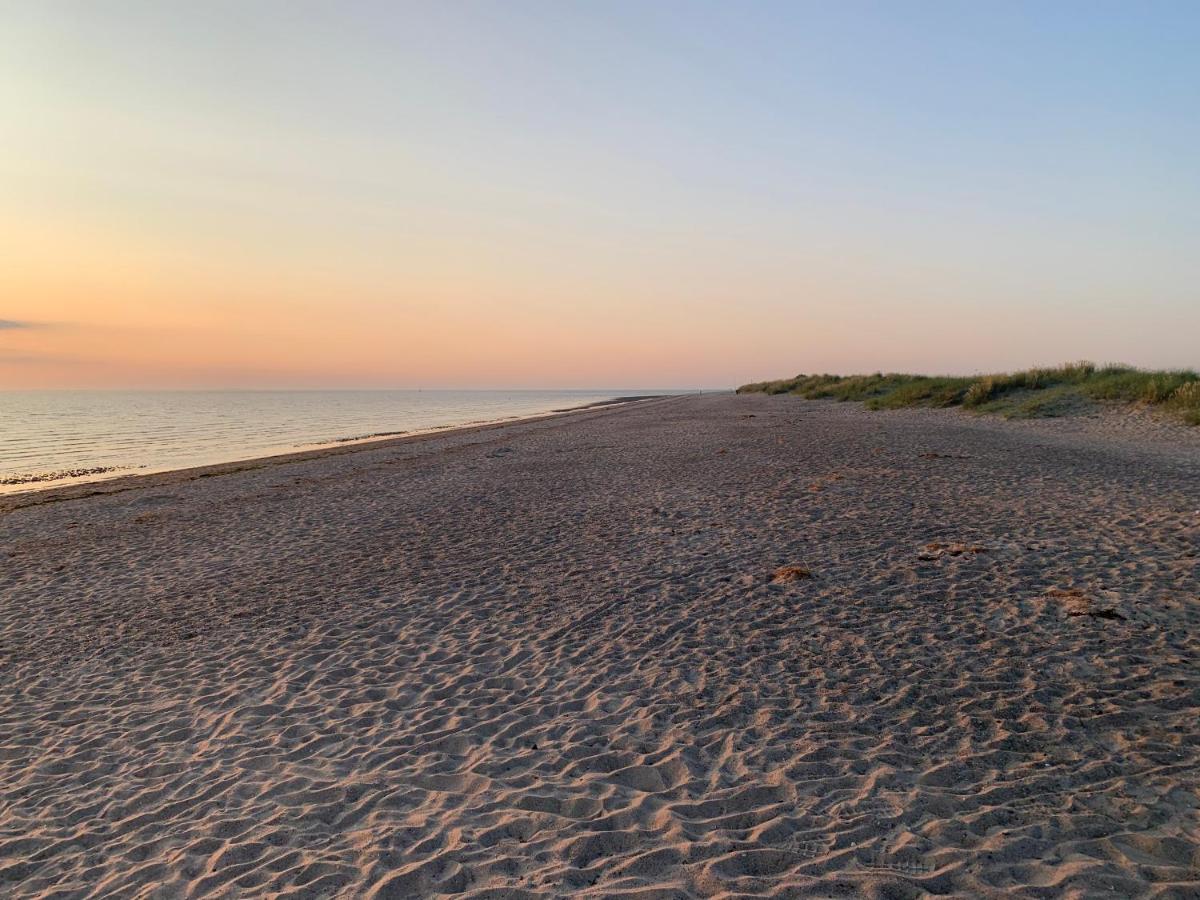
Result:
[0, 348, 83, 365]
[0, 319, 72, 332]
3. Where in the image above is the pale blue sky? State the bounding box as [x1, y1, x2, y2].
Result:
[3, 1, 1198, 387]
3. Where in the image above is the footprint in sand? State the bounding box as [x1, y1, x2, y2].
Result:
[1043, 587, 1127, 621]
[858, 852, 935, 876]
[918, 541, 991, 561]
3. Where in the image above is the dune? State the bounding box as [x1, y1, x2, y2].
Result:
[1, 394, 1198, 897]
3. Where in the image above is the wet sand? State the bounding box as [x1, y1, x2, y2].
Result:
[1, 394, 1198, 897]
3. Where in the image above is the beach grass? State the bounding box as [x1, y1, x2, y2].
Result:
[737, 362, 1200, 424]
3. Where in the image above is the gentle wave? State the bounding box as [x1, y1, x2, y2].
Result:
[0, 390, 647, 492]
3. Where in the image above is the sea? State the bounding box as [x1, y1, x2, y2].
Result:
[0, 390, 659, 492]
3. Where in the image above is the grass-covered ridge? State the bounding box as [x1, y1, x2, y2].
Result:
[736, 363, 1200, 425]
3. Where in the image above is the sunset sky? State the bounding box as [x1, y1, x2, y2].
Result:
[3, 1, 1198, 389]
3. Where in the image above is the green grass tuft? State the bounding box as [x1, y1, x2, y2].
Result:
[736, 362, 1199, 425]
[1167, 381, 1200, 425]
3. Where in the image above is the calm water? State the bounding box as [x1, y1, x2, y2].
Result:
[0, 390, 646, 492]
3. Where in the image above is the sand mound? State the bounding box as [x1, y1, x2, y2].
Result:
[770, 565, 813, 583]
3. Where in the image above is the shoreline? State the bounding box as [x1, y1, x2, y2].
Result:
[0, 393, 675, 511]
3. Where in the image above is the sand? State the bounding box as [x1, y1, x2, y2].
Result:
[1, 394, 1198, 898]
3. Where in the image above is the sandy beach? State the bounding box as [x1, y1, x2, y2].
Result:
[1, 394, 1198, 898]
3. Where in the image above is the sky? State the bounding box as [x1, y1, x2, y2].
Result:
[2, 1, 1198, 389]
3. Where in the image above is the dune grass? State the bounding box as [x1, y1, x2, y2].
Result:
[737, 363, 1200, 425]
